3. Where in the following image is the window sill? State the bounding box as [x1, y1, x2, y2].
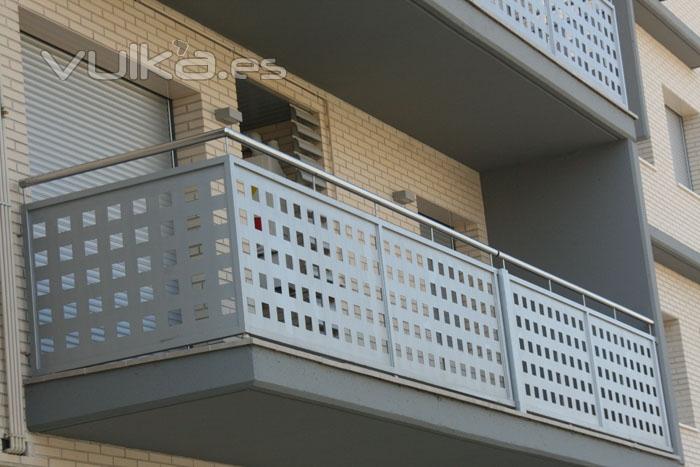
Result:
[639, 156, 657, 172]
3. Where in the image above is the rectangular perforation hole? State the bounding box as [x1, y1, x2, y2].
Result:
[108, 204, 121, 221]
[189, 243, 204, 258]
[186, 215, 201, 231]
[110, 233, 123, 250]
[159, 192, 172, 208]
[191, 273, 206, 290]
[57, 216, 71, 233]
[214, 238, 230, 256]
[213, 209, 228, 225]
[84, 239, 98, 256]
[222, 298, 236, 315]
[163, 249, 177, 268]
[132, 198, 147, 215]
[86, 267, 100, 285]
[168, 309, 183, 326]
[185, 186, 199, 202]
[59, 244, 73, 261]
[211, 178, 226, 197]
[82, 210, 96, 227]
[143, 315, 156, 332]
[194, 303, 208, 320]
[137, 256, 151, 273]
[32, 222, 46, 239]
[117, 321, 131, 337]
[219, 267, 233, 285]
[135, 226, 149, 244]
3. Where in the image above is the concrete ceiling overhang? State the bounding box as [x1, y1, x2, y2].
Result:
[161, 0, 636, 171]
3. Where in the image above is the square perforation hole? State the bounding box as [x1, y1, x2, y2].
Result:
[82, 210, 96, 228]
[210, 178, 226, 197]
[34, 250, 48, 267]
[32, 221, 46, 239]
[57, 216, 71, 233]
[107, 204, 122, 221]
[132, 198, 147, 215]
[185, 186, 199, 203]
[159, 192, 172, 208]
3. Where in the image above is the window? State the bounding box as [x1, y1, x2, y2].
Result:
[419, 213, 455, 250]
[417, 197, 482, 259]
[236, 79, 325, 191]
[666, 106, 693, 189]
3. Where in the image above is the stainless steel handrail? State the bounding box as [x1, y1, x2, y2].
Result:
[18, 127, 654, 326]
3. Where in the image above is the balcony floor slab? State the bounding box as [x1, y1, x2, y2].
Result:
[26, 339, 679, 467]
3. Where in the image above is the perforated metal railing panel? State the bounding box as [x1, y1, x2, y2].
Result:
[550, 0, 626, 105]
[233, 163, 512, 404]
[503, 275, 670, 450]
[233, 165, 393, 371]
[473, 0, 550, 52]
[26, 160, 241, 373]
[507, 278, 599, 428]
[470, 0, 627, 107]
[381, 226, 511, 403]
[24, 156, 670, 451]
[589, 314, 670, 448]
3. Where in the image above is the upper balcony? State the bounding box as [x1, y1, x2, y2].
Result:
[21, 129, 678, 466]
[162, 0, 641, 171]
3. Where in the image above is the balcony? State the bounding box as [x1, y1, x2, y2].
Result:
[21, 130, 675, 465]
[471, 0, 627, 107]
[161, 0, 639, 171]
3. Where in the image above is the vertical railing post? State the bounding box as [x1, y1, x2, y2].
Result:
[651, 337, 674, 450]
[224, 156, 248, 335]
[375, 221, 397, 369]
[582, 310, 605, 430]
[543, 0, 557, 57]
[496, 268, 525, 412]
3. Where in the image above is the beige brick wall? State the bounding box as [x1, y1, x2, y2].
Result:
[0, 0, 489, 465]
[635, 5, 700, 463]
[657, 263, 700, 466]
[637, 25, 700, 251]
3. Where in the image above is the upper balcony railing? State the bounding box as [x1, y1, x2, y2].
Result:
[470, 0, 628, 107]
[21, 128, 667, 451]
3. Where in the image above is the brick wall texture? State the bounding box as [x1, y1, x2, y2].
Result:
[636, 1, 700, 464]
[0, 0, 488, 465]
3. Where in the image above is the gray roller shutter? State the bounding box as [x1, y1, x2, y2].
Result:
[21, 34, 173, 200]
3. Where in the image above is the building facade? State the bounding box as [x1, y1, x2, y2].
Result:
[0, 0, 693, 465]
[634, 0, 700, 465]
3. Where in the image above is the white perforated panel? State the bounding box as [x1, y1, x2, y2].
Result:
[508, 278, 599, 427]
[503, 273, 670, 450]
[550, 0, 626, 104]
[590, 315, 669, 449]
[381, 227, 510, 402]
[232, 161, 512, 403]
[234, 165, 393, 370]
[470, 0, 627, 106]
[26, 162, 240, 373]
[473, 0, 550, 51]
